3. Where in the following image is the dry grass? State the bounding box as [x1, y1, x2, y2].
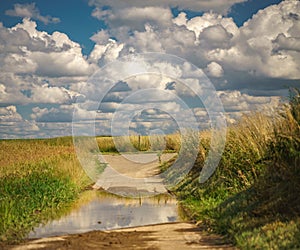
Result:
[0, 139, 72, 168]
[178, 89, 300, 249]
[96, 134, 181, 153]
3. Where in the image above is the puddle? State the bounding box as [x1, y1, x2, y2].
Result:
[29, 191, 179, 238]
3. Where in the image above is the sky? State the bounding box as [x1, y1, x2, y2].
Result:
[0, 0, 299, 138]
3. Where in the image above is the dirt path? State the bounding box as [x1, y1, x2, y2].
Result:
[93, 153, 177, 196]
[102, 153, 177, 178]
[6, 223, 235, 250]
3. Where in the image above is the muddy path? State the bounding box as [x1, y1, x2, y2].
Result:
[6, 223, 235, 250]
[93, 153, 177, 196]
[2, 153, 235, 249]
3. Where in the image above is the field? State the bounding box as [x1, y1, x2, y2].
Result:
[1, 90, 300, 248]
[95, 134, 181, 153]
[0, 137, 91, 242]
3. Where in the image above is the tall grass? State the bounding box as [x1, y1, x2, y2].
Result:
[176, 89, 300, 249]
[176, 112, 275, 199]
[96, 134, 181, 153]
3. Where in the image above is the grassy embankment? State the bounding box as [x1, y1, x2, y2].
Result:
[173, 90, 300, 249]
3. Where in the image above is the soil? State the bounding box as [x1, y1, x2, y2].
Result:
[4, 223, 235, 250]
[102, 153, 177, 178]
[92, 153, 177, 196]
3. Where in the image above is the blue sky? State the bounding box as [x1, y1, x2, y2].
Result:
[0, 0, 299, 138]
[0, 0, 101, 55]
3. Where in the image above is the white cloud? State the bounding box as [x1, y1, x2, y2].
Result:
[31, 106, 73, 122]
[200, 24, 233, 49]
[0, 106, 23, 122]
[0, 73, 32, 104]
[2, 18, 94, 77]
[31, 84, 78, 104]
[181, 12, 239, 38]
[5, 3, 60, 25]
[0, 120, 40, 139]
[0, 72, 86, 105]
[216, 90, 282, 124]
[89, 39, 124, 65]
[0, 84, 6, 95]
[93, 7, 173, 30]
[274, 33, 300, 52]
[35, 122, 72, 138]
[91, 0, 300, 83]
[30, 50, 92, 77]
[89, 0, 247, 15]
[90, 30, 110, 45]
[0, 18, 95, 106]
[218, 90, 281, 113]
[2, 52, 37, 74]
[207, 0, 300, 79]
[205, 62, 224, 78]
[0, 105, 40, 139]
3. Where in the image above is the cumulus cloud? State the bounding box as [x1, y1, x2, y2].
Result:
[31, 106, 73, 122]
[1, 18, 94, 77]
[0, 105, 40, 139]
[92, 6, 173, 30]
[207, 0, 300, 79]
[89, 0, 299, 86]
[180, 12, 239, 38]
[89, 0, 247, 15]
[0, 120, 40, 139]
[205, 62, 224, 78]
[1, 0, 297, 138]
[273, 33, 300, 52]
[31, 84, 81, 104]
[5, 3, 60, 25]
[90, 30, 110, 45]
[200, 24, 233, 49]
[0, 18, 95, 107]
[218, 90, 281, 113]
[89, 39, 124, 65]
[0, 106, 23, 122]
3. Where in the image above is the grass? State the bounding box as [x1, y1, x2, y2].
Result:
[175, 89, 300, 249]
[0, 138, 92, 243]
[96, 134, 181, 153]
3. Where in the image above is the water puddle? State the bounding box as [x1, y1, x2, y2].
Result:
[29, 191, 180, 239]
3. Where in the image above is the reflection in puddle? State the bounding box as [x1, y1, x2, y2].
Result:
[29, 191, 179, 238]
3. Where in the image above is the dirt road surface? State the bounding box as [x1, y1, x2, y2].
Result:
[6, 223, 235, 250]
[93, 153, 177, 196]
